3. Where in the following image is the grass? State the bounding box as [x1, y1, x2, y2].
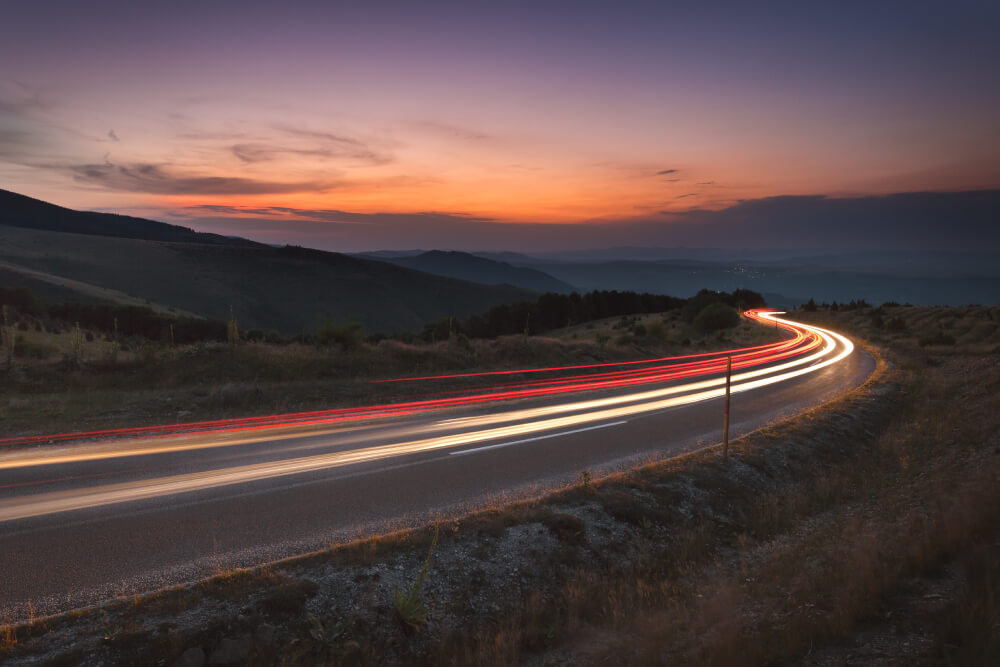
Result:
[393, 524, 440, 632]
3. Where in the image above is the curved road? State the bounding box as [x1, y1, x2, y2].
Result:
[0, 311, 873, 622]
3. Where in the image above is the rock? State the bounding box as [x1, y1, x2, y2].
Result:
[174, 647, 206, 667]
[208, 635, 253, 665]
[254, 622, 276, 647]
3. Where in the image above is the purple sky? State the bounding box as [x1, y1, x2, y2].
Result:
[1, 1, 998, 251]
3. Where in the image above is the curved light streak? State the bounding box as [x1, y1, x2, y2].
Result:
[0, 311, 857, 521]
[0, 310, 816, 449]
[0, 311, 846, 471]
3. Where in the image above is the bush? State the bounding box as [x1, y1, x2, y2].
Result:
[887, 317, 907, 332]
[316, 319, 364, 350]
[644, 322, 667, 340]
[693, 303, 740, 334]
[919, 332, 956, 347]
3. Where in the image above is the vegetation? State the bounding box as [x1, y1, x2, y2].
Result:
[691, 301, 740, 334]
[315, 318, 365, 351]
[419, 287, 763, 341]
[392, 524, 440, 632]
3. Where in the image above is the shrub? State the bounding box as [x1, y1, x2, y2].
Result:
[393, 525, 440, 632]
[693, 303, 739, 334]
[316, 319, 364, 350]
[644, 322, 667, 340]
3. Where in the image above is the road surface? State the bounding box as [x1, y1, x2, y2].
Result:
[0, 311, 873, 622]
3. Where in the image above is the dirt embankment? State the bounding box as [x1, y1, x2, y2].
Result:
[4, 307, 998, 666]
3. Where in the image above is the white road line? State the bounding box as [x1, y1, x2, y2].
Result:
[450, 420, 627, 456]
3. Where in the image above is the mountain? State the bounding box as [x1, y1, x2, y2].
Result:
[0, 190, 535, 334]
[373, 250, 576, 293]
[486, 255, 999, 306]
[0, 189, 260, 246]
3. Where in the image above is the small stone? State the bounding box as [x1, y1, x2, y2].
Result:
[208, 635, 253, 665]
[174, 647, 206, 667]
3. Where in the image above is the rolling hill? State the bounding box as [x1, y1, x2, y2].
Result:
[0, 190, 535, 334]
[365, 250, 576, 293]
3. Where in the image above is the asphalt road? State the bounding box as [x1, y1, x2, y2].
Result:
[0, 314, 873, 622]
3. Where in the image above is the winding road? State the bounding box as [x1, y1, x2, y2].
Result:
[0, 310, 873, 622]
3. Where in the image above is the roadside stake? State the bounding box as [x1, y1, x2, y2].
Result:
[723, 354, 732, 459]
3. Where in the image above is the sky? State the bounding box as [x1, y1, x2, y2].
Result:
[1, 0, 998, 252]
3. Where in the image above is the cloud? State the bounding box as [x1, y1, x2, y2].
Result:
[696, 181, 715, 185]
[415, 120, 490, 142]
[230, 141, 390, 165]
[0, 82, 51, 115]
[231, 143, 333, 163]
[107, 129, 119, 142]
[658, 191, 1000, 251]
[174, 190, 1000, 254]
[185, 204, 496, 226]
[260, 126, 393, 165]
[69, 160, 334, 195]
[656, 169, 678, 176]
[675, 193, 699, 199]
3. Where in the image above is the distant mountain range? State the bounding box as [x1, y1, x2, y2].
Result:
[357, 250, 576, 293]
[0, 190, 535, 334]
[467, 251, 1000, 307]
[2, 189, 995, 331]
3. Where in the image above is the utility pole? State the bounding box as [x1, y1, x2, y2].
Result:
[723, 354, 732, 459]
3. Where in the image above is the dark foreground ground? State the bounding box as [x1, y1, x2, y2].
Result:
[2, 305, 998, 665]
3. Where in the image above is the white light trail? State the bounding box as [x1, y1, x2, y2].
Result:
[0, 312, 855, 522]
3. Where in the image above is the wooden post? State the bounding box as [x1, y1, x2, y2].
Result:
[723, 354, 732, 459]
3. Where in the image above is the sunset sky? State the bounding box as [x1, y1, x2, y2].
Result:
[2, 1, 998, 251]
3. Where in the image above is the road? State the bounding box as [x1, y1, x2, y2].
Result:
[0, 311, 873, 622]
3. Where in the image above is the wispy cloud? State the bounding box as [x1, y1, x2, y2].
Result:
[107, 129, 119, 142]
[185, 204, 495, 225]
[263, 125, 394, 165]
[231, 143, 336, 163]
[69, 160, 334, 195]
[415, 120, 490, 142]
[656, 168, 678, 176]
[675, 192, 699, 199]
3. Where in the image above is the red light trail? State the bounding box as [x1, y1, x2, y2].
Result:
[0, 310, 816, 449]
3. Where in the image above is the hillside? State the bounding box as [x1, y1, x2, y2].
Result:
[0, 191, 536, 334]
[0, 189, 260, 246]
[371, 250, 576, 293]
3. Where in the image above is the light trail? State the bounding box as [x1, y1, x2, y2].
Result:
[0, 311, 855, 522]
[0, 310, 814, 449]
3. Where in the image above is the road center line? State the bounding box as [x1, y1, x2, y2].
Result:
[450, 420, 627, 456]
